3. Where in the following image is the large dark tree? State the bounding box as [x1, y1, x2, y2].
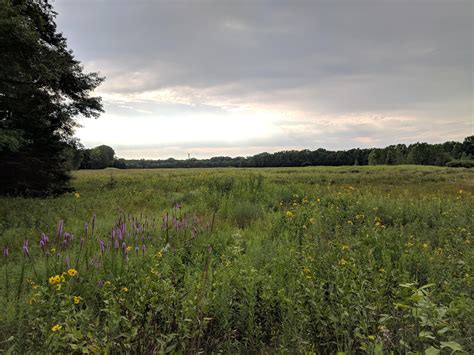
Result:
[0, 0, 103, 196]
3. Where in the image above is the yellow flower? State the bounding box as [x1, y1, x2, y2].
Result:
[341, 245, 349, 251]
[104, 281, 111, 286]
[48, 275, 61, 285]
[368, 335, 376, 341]
[50, 248, 56, 254]
[339, 258, 347, 266]
[309, 218, 315, 224]
[286, 211, 294, 218]
[51, 324, 62, 332]
[155, 251, 163, 258]
[121, 287, 128, 293]
[74, 192, 80, 198]
[303, 267, 310, 274]
[67, 268, 78, 277]
[73, 296, 81, 304]
[316, 198, 321, 203]
[347, 220, 353, 225]
[127, 246, 132, 252]
[422, 243, 428, 249]
[379, 268, 385, 273]
[55, 284, 62, 291]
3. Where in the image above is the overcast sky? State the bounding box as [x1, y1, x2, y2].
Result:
[54, 0, 473, 159]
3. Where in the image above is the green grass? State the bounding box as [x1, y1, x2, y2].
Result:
[0, 166, 473, 353]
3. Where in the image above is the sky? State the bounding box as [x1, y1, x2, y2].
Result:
[54, 0, 473, 159]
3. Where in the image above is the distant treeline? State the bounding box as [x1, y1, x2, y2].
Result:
[91, 136, 474, 170]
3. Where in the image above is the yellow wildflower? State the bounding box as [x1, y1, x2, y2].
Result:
[347, 220, 353, 225]
[67, 268, 78, 277]
[104, 281, 111, 286]
[339, 258, 347, 266]
[127, 245, 132, 252]
[73, 296, 81, 304]
[50, 248, 56, 254]
[48, 275, 61, 285]
[51, 324, 62, 332]
[74, 192, 80, 198]
[422, 243, 428, 249]
[316, 198, 321, 203]
[341, 245, 349, 251]
[155, 251, 163, 258]
[286, 211, 294, 218]
[56, 284, 62, 291]
[121, 287, 128, 293]
[368, 335, 376, 341]
[309, 218, 315, 224]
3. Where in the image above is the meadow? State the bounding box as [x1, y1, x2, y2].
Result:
[0, 166, 473, 353]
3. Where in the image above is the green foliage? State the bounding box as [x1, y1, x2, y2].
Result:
[0, 0, 103, 196]
[0, 166, 473, 352]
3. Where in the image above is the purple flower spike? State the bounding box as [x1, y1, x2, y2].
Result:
[65, 256, 70, 268]
[114, 239, 119, 250]
[3, 247, 8, 257]
[141, 244, 145, 254]
[23, 239, 29, 257]
[84, 222, 88, 235]
[99, 240, 105, 255]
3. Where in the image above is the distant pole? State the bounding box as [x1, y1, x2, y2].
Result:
[188, 153, 190, 160]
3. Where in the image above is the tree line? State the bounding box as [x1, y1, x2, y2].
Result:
[82, 136, 473, 170]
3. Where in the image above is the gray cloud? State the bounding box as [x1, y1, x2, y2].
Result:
[55, 0, 473, 157]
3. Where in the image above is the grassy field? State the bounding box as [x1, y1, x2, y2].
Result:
[0, 166, 473, 353]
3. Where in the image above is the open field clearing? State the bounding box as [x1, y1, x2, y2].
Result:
[0, 166, 473, 353]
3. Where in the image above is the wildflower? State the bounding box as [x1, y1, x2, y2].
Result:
[405, 241, 414, 248]
[368, 335, 376, 341]
[23, 239, 29, 257]
[303, 267, 310, 274]
[49, 275, 61, 285]
[99, 240, 105, 255]
[286, 211, 294, 218]
[3, 246, 8, 258]
[309, 218, 315, 224]
[74, 192, 80, 198]
[316, 198, 320, 203]
[121, 287, 128, 293]
[339, 258, 347, 266]
[51, 324, 62, 332]
[347, 220, 353, 225]
[56, 284, 61, 291]
[73, 296, 81, 304]
[422, 243, 428, 249]
[341, 245, 349, 251]
[67, 268, 78, 277]
[127, 245, 132, 252]
[155, 251, 163, 258]
[50, 248, 56, 254]
[379, 268, 385, 273]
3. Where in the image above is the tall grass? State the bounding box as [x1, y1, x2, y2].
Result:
[0, 166, 472, 352]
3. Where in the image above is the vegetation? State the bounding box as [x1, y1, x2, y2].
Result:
[0, 166, 472, 353]
[0, 0, 103, 196]
[107, 136, 473, 170]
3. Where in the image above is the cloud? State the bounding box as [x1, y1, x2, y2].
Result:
[54, 0, 473, 158]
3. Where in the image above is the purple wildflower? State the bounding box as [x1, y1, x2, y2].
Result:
[3, 246, 8, 257]
[141, 244, 145, 255]
[99, 240, 105, 255]
[23, 239, 29, 257]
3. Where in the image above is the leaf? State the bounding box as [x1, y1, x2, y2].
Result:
[440, 341, 463, 352]
[419, 330, 436, 340]
[425, 346, 440, 355]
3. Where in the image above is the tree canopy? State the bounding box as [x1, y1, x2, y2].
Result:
[0, 0, 103, 196]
